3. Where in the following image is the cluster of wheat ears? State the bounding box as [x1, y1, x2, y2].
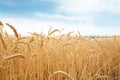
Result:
[0, 21, 120, 80]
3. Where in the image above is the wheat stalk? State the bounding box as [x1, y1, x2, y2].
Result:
[67, 31, 74, 36]
[16, 37, 29, 41]
[95, 76, 109, 80]
[4, 54, 25, 60]
[48, 26, 52, 35]
[48, 29, 59, 36]
[77, 30, 81, 36]
[0, 33, 7, 50]
[28, 37, 34, 43]
[0, 21, 10, 38]
[27, 32, 41, 36]
[6, 23, 18, 38]
[46, 70, 74, 80]
[0, 21, 4, 36]
[0, 26, 3, 36]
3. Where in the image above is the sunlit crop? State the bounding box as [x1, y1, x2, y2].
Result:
[0, 21, 120, 80]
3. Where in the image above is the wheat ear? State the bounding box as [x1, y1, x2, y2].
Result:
[48, 29, 59, 36]
[0, 21, 4, 36]
[4, 54, 25, 60]
[46, 70, 74, 80]
[6, 23, 18, 38]
[0, 33, 6, 49]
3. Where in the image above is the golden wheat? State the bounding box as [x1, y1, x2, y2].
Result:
[0, 65, 6, 70]
[6, 23, 19, 38]
[48, 29, 59, 36]
[4, 54, 25, 60]
[0, 21, 3, 25]
[0, 33, 6, 49]
[14, 41, 31, 54]
[0, 22, 120, 80]
[0, 21, 3, 36]
[46, 70, 74, 80]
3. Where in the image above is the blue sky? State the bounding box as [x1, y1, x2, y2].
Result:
[0, 0, 120, 35]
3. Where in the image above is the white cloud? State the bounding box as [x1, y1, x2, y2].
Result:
[34, 13, 93, 23]
[53, 0, 120, 15]
[1, 17, 120, 36]
[53, 0, 103, 15]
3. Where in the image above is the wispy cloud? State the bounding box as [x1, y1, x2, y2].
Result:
[34, 13, 93, 23]
[34, 0, 120, 27]
[52, 0, 103, 15]
[53, 0, 120, 15]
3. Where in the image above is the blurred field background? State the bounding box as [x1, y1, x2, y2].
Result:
[0, 21, 120, 80]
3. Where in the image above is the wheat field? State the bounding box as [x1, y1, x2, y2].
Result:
[0, 21, 120, 80]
